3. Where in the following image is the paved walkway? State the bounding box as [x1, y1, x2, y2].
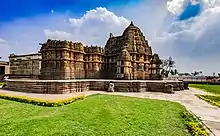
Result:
[0, 88, 220, 136]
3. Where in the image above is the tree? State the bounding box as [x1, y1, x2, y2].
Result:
[160, 57, 176, 77]
[178, 72, 190, 76]
[168, 57, 175, 71]
[174, 69, 178, 75]
[170, 70, 174, 75]
[191, 71, 200, 76]
[213, 72, 216, 77]
[170, 69, 178, 75]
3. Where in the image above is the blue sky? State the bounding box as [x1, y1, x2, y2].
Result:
[0, 0, 140, 22]
[0, 0, 220, 75]
[178, 1, 201, 21]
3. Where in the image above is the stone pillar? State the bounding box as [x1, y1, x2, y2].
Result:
[183, 81, 189, 90]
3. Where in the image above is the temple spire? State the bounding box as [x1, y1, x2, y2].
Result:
[109, 33, 113, 38]
[130, 21, 134, 26]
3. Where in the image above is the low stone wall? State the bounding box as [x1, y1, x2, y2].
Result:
[6, 79, 188, 94]
[89, 80, 188, 92]
[7, 80, 90, 94]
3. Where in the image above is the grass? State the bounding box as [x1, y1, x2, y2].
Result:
[189, 84, 220, 94]
[189, 84, 220, 108]
[198, 95, 220, 108]
[0, 94, 190, 136]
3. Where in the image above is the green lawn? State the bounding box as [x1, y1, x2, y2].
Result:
[189, 84, 220, 94]
[198, 95, 220, 108]
[0, 94, 190, 136]
[189, 84, 220, 108]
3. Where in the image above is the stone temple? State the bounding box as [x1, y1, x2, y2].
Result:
[7, 22, 188, 94]
[39, 21, 161, 80]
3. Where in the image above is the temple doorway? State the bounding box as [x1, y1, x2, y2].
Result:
[0, 66, 5, 75]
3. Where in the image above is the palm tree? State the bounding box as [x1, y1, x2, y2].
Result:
[168, 57, 175, 72]
[213, 72, 216, 77]
[191, 71, 199, 76]
[199, 71, 202, 75]
[174, 69, 178, 75]
[160, 57, 176, 77]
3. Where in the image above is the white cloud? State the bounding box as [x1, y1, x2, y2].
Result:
[166, 0, 219, 15]
[68, 7, 130, 45]
[152, 1, 220, 75]
[0, 38, 8, 44]
[0, 13, 71, 56]
[44, 30, 73, 41]
[69, 7, 129, 27]
[167, 0, 186, 15]
[0, 38, 11, 60]
[0, 7, 130, 59]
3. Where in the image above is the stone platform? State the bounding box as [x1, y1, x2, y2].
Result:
[6, 79, 188, 94]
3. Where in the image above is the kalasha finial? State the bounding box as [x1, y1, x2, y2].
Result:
[109, 33, 113, 38]
[130, 21, 134, 26]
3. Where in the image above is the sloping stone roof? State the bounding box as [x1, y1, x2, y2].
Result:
[0, 61, 9, 65]
[105, 21, 152, 55]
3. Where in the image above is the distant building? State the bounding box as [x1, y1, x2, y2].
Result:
[9, 53, 41, 79]
[167, 75, 207, 82]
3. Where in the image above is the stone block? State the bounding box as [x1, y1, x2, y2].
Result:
[164, 84, 174, 94]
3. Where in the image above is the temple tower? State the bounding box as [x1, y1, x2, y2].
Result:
[39, 39, 85, 80]
[105, 21, 161, 79]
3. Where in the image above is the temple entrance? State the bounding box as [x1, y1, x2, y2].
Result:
[0, 66, 5, 75]
[0, 66, 5, 80]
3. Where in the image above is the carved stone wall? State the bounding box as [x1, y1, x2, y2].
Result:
[84, 46, 105, 78]
[39, 40, 86, 80]
[9, 53, 41, 79]
[7, 79, 188, 94]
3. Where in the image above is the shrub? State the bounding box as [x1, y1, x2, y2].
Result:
[0, 94, 86, 107]
[197, 95, 220, 108]
[0, 82, 6, 87]
[182, 111, 208, 136]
